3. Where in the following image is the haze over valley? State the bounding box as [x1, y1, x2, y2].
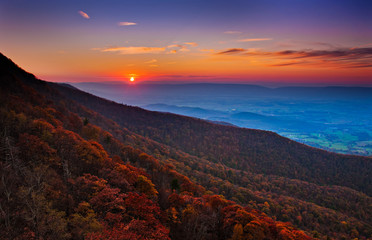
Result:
[72, 82, 372, 156]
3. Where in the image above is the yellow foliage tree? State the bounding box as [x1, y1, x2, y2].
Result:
[136, 175, 158, 197]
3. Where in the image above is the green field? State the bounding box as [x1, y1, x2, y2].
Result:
[280, 130, 372, 156]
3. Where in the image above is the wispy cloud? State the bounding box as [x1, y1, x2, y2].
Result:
[167, 44, 190, 53]
[276, 40, 337, 49]
[338, 63, 372, 68]
[145, 59, 157, 64]
[237, 38, 272, 42]
[216, 47, 372, 68]
[118, 22, 137, 26]
[167, 44, 181, 48]
[351, 43, 372, 50]
[270, 61, 307, 67]
[100, 46, 166, 54]
[217, 48, 246, 55]
[184, 42, 198, 47]
[275, 48, 372, 59]
[200, 49, 215, 53]
[95, 42, 196, 55]
[78, 10, 90, 19]
[224, 31, 242, 34]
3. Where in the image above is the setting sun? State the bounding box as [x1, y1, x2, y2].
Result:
[130, 77, 135, 82]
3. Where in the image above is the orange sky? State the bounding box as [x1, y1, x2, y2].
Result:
[0, 0, 371, 86]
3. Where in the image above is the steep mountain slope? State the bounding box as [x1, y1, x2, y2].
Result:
[0, 54, 314, 240]
[54, 79, 372, 239]
[56, 79, 372, 196]
[1, 52, 371, 239]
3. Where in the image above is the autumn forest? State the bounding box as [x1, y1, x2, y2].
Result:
[0, 52, 371, 240]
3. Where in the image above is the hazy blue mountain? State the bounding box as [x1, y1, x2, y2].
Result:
[72, 82, 372, 156]
[143, 103, 227, 118]
[144, 104, 324, 132]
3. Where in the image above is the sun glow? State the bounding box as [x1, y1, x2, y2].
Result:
[130, 77, 135, 82]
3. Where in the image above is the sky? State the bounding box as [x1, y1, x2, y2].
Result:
[0, 0, 371, 86]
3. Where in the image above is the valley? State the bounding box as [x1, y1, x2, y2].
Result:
[73, 82, 372, 156]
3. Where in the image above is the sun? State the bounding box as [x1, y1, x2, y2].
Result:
[130, 77, 135, 82]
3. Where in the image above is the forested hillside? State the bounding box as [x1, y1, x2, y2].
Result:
[55, 84, 372, 196]
[1, 52, 371, 239]
[54, 81, 372, 239]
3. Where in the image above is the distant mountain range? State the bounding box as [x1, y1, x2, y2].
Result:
[143, 103, 322, 132]
[72, 82, 372, 104]
[72, 82, 372, 156]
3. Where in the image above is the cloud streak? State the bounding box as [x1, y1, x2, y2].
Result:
[118, 22, 137, 26]
[237, 38, 272, 42]
[217, 48, 246, 55]
[270, 61, 307, 67]
[100, 46, 166, 54]
[184, 42, 198, 47]
[78, 11, 90, 19]
[216, 47, 372, 68]
[167, 44, 190, 53]
[96, 43, 195, 55]
[275, 48, 372, 59]
[145, 59, 157, 63]
[224, 31, 242, 34]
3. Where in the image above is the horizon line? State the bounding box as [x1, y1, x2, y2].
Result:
[65, 80, 372, 88]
